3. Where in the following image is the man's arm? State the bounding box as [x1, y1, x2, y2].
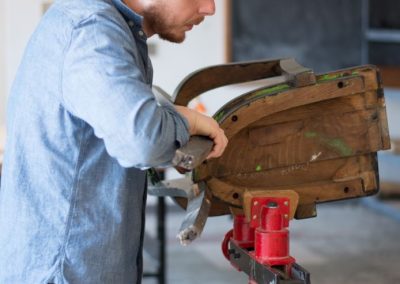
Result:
[62, 13, 189, 168]
[61, 13, 226, 168]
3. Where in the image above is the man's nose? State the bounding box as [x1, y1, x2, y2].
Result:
[199, 0, 216, 16]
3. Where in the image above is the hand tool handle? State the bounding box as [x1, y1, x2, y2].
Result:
[172, 135, 213, 170]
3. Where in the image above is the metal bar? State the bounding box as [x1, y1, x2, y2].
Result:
[157, 197, 166, 284]
[366, 29, 400, 43]
[147, 177, 196, 199]
[144, 170, 167, 284]
[361, 0, 370, 64]
[143, 272, 160, 277]
[228, 241, 310, 284]
[177, 182, 212, 245]
[172, 136, 213, 170]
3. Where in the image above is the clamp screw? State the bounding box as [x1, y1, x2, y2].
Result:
[233, 253, 241, 259]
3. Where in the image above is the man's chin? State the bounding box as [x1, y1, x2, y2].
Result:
[158, 31, 186, 43]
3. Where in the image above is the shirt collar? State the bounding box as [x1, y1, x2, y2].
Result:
[111, 0, 144, 29]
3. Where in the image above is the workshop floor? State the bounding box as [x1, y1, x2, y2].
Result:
[143, 198, 400, 284]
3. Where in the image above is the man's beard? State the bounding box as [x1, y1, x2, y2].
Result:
[143, 5, 203, 43]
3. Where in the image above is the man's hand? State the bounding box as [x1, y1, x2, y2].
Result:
[175, 105, 228, 159]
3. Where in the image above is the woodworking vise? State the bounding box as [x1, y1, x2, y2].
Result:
[148, 58, 391, 284]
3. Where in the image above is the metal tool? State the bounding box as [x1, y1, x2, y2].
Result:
[147, 169, 211, 245]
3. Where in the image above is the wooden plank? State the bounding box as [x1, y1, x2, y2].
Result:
[220, 76, 368, 139]
[203, 109, 382, 179]
[206, 176, 370, 219]
[250, 91, 378, 128]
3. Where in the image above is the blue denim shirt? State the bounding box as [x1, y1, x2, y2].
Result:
[0, 0, 189, 283]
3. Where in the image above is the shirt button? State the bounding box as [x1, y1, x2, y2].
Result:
[128, 21, 134, 28]
[138, 30, 144, 37]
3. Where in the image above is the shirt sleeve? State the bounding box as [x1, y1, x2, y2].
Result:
[61, 13, 190, 168]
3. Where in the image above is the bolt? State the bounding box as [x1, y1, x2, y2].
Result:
[233, 253, 241, 259]
[268, 201, 278, 208]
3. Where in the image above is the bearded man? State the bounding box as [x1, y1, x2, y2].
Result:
[0, 0, 227, 283]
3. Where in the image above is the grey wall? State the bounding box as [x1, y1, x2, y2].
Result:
[232, 0, 363, 73]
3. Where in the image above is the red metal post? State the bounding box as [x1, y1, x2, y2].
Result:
[254, 201, 295, 274]
[233, 214, 255, 248]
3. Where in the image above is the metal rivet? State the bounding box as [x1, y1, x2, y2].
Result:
[234, 253, 241, 259]
[138, 30, 144, 37]
[253, 201, 259, 206]
[128, 21, 134, 27]
[252, 215, 257, 220]
[284, 214, 289, 219]
[284, 201, 289, 206]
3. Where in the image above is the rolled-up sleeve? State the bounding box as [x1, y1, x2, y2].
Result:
[61, 13, 190, 168]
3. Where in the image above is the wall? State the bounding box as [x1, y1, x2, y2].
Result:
[4, 0, 43, 101]
[0, 1, 7, 143]
[232, 0, 363, 73]
[1, 0, 44, 147]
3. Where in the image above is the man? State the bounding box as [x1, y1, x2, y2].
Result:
[0, 0, 227, 283]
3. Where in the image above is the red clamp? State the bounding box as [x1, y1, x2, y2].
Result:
[222, 197, 296, 278]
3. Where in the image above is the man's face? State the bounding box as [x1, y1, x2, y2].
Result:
[143, 0, 216, 43]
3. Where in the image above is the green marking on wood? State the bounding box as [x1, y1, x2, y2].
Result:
[256, 165, 262, 172]
[317, 73, 342, 82]
[213, 111, 225, 122]
[317, 71, 359, 83]
[304, 131, 318, 138]
[304, 131, 352, 156]
[249, 84, 290, 99]
[326, 138, 353, 156]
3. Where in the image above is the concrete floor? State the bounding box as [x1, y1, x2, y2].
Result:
[143, 198, 400, 284]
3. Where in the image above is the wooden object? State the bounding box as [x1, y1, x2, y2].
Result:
[392, 139, 400, 155]
[378, 66, 400, 88]
[174, 60, 391, 219]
